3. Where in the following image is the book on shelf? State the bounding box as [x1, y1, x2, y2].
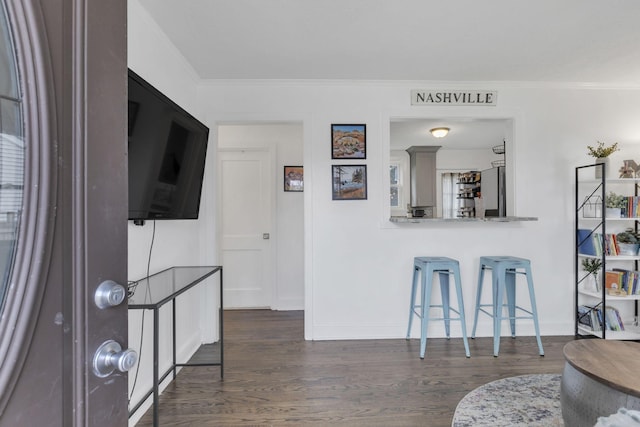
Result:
[600, 233, 623, 256]
[624, 196, 640, 218]
[602, 233, 611, 256]
[610, 233, 620, 255]
[577, 305, 625, 332]
[578, 305, 597, 330]
[607, 306, 625, 331]
[577, 230, 622, 256]
[592, 232, 629, 256]
[577, 228, 598, 256]
[611, 268, 640, 295]
[605, 270, 624, 291]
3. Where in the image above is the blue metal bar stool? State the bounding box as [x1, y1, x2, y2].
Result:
[406, 256, 470, 359]
[471, 256, 544, 357]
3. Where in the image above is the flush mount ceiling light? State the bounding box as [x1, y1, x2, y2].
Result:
[430, 127, 450, 138]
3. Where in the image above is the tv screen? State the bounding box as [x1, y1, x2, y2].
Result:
[127, 69, 209, 220]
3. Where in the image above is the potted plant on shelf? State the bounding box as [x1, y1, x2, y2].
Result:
[606, 191, 626, 218]
[587, 141, 619, 179]
[581, 258, 602, 292]
[616, 228, 640, 255]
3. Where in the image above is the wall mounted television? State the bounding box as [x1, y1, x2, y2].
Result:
[128, 69, 209, 221]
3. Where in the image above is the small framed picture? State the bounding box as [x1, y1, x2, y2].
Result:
[331, 124, 366, 159]
[284, 166, 304, 192]
[332, 165, 367, 200]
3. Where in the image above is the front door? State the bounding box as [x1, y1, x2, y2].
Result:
[0, 1, 128, 426]
[219, 149, 274, 308]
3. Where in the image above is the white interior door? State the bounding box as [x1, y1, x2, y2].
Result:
[219, 149, 273, 308]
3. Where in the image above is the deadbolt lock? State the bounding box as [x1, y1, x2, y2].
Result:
[94, 280, 126, 309]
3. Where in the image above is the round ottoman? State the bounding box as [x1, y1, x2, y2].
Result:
[561, 340, 640, 427]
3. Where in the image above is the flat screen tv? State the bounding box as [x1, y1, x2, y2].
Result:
[128, 69, 209, 221]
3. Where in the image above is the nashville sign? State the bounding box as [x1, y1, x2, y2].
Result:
[411, 90, 497, 106]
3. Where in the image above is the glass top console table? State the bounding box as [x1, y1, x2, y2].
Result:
[128, 266, 223, 427]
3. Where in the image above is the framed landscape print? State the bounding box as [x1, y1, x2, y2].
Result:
[284, 166, 304, 192]
[331, 124, 366, 159]
[332, 165, 367, 200]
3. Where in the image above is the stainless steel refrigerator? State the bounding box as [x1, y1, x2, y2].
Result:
[481, 166, 506, 217]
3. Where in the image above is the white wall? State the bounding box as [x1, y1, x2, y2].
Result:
[128, 1, 212, 279]
[197, 81, 640, 341]
[129, 0, 640, 412]
[217, 124, 304, 310]
[127, 2, 218, 425]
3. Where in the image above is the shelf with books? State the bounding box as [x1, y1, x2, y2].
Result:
[579, 289, 640, 300]
[578, 254, 640, 261]
[575, 163, 640, 340]
[581, 217, 640, 223]
[577, 303, 638, 337]
[581, 178, 640, 185]
[577, 325, 640, 340]
[577, 228, 640, 258]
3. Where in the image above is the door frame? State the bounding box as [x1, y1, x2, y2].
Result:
[69, 0, 129, 424]
[210, 115, 312, 337]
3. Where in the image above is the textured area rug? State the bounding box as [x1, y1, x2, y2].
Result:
[452, 374, 563, 427]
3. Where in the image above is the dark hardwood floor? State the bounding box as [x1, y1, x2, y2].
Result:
[134, 310, 574, 426]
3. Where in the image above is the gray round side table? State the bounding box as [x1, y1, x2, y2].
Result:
[561, 340, 640, 427]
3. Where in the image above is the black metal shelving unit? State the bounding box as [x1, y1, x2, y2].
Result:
[575, 162, 640, 340]
[456, 171, 481, 218]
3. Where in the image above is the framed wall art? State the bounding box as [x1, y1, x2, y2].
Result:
[284, 166, 304, 192]
[331, 124, 366, 159]
[332, 165, 367, 200]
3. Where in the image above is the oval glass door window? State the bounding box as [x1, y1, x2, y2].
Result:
[0, 3, 24, 314]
